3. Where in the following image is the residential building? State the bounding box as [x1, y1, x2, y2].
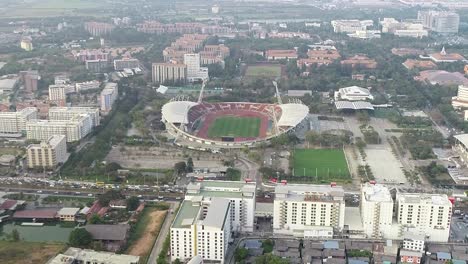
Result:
[273, 184, 346, 237]
[184, 53, 209, 82]
[452, 85, 468, 109]
[298, 48, 341, 67]
[71, 49, 111, 62]
[75, 80, 100, 92]
[391, 48, 425, 57]
[26, 115, 93, 142]
[100, 82, 118, 112]
[418, 11, 459, 33]
[453, 134, 468, 170]
[170, 198, 231, 263]
[380, 18, 428, 38]
[49, 107, 100, 127]
[185, 180, 256, 233]
[48, 85, 67, 106]
[334, 86, 374, 101]
[84, 21, 115, 36]
[400, 250, 423, 264]
[341, 55, 378, 69]
[266, 49, 298, 61]
[114, 58, 140, 71]
[47, 247, 140, 264]
[402, 235, 425, 252]
[429, 47, 466, 63]
[27, 135, 68, 169]
[20, 70, 40, 92]
[360, 183, 394, 239]
[331, 20, 373, 33]
[86, 59, 109, 73]
[152, 63, 187, 84]
[396, 192, 452, 242]
[57, 207, 80, 222]
[20, 37, 33, 51]
[0, 107, 37, 134]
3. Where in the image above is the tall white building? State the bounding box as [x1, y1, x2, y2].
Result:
[185, 181, 256, 233]
[184, 53, 209, 82]
[273, 184, 346, 238]
[49, 107, 100, 127]
[26, 115, 93, 142]
[452, 85, 468, 109]
[75, 81, 100, 92]
[100, 82, 118, 112]
[396, 192, 452, 242]
[48, 85, 67, 104]
[0, 107, 37, 134]
[360, 183, 394, 239]
[171, 198, 231, 264]
[26, 135, 68, 169]
[418, 11, 460, 33]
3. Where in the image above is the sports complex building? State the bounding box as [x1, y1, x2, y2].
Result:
[161, 88, 309, 150]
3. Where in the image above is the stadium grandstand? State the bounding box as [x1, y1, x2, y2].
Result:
[161, 82, 309, 150]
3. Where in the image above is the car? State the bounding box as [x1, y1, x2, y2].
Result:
[37, 190, 42, 193]
[87, 193, 93, 197]
[137, 195, 142, 198]
[54, 191, 59, 194]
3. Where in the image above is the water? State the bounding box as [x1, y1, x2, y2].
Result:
[0, 223, 75, 243]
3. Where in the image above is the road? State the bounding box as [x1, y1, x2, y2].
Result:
[147, 201, 179, 264]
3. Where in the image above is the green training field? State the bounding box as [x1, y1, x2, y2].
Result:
[292, 149, 350, 182]
[245, 65, 282, 78]
[207, 116, 261, 138]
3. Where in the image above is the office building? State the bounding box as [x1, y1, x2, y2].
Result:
[452, 85, 468, 109]
[334, 86, 374, 101]
[114, 58, 140, 71]
[48, 85, 67, 106]
[418, 11, 460, 33]
[100, 82, 118, 112]
[360, 183, 394, 239]
[75, 80, 100, 92]
[170, 198, 231, 263]
[273, 184, 346, 237]
[20, 37, 33, 51]
[152, 63, 187, 84]
[47, 247, 140, 264]
[380, 18, 428, 38]
[185, 181, 256, 233]
[26, 135, 68, 169]
[26, 115, 93, 142]
[84, 21, 115, 36]
[0, 107, 38, 134]
[184, 53, 209, 82]
[49, 107, 100, 127]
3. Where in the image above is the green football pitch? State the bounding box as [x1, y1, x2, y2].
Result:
[207, 116, 261, 138]
[292, 149, 350, 181]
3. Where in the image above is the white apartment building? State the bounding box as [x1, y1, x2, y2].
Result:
[402, 234, 425, 252]
[184, 53, 209, 82]
[380, 18, 428, 38]
[49, 107, 100, 127]
[331, 20, 373, 33]
[171, 198, 231, 263]
[0, 107, 37, 134]
[27, 135, 68, 169]
[185, 181, 256, 233]
[418, 11, 460, 33]
[273, 184, 346, 238]
[452, 85, 468, 109]
[48, 85, 66, 103]
[360, 183, 394, 239]
[100, 82, 118, 112]
[334, 86, 374, 101]
[75, 80, 100, 92]
[26, 115, 93, 142]
[396, 192, 452, 242]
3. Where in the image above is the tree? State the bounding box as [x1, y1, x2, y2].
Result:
[255, 254, 289, 264]
[126, 196, 140, 211]
[88, 214, 104, 224]
[172, 259, 182, 264]
[69, 228, 93, 247]
[98, 190, 124, 207]
[174, 161, 187, 175]
[235, 248, 249, 262]
[356, 111, 370, 124]
[187, 157, 194, 173]
[11, 229, 20, 241]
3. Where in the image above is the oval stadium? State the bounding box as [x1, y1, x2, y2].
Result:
[161, 98, 309, 150]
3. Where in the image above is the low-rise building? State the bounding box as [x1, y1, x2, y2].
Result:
[400, 250, 423, 264]
[27, 135, 68, 169]
[84, 224, 130, 252]
[334, 86, 374, 101]
[75, 80, 100, 92]
[57, 207, 80, 222]
[47, 247, 139, 264]
[415, 70, 468, 86]
[403, 59, 437, 70]
[429, 47, 466, 63]
[86, 59, 109, 73]
[266, 49, 298, 61]
[331, 20, 373, 33]
[452, 85, 468, 109]
[341, 55, 377, 69]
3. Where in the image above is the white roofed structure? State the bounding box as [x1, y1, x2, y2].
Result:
[161, 100, 198, 124]
[277, 103, 309, 127]
[335, 101, 374, 110]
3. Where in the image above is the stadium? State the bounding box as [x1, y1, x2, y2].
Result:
[161, 85, 309, 150]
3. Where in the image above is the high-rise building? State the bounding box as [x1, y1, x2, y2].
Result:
[151, 63, 187, 84]
[100, 82, 118, 112]
[0, 108, 38, 134]
[184, 53, 209, 82]
[48, 107, 100, 127]
[26, 115, 93, 142]
[273, 184, 346, 238]
[48, 85, 67, 106]
[360, 183, 394, 239]
[75, 81, 101, 92]
[20, 70, 40, 93]
[86, 59, 109, 73]
[452, 85, 468, 109]
[84, 22, 115, 36]
[26, 135, 68, 169]
[418, 11, 460, 33]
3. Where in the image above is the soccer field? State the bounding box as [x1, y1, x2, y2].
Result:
[245, 65, 282, 78]
[207, 116, 261, 138]
[292, 149, 350, 182]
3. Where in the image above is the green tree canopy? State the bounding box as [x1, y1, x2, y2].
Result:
[126, 196, 140, 211]
[69, 228, 93, 247]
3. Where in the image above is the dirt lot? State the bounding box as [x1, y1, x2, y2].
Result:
[127, 209, 167, 257]
[0, 241, 64, 264]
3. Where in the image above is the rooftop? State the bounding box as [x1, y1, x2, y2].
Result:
[275, 184, 344, 201]
[13, 209, 58, 219]
[172, 200, 200, 229]
[47, 247, 139, 264]
[362, 183, 392, 202]
[57, 207, 80, 216]
[84, 224, 129, 241]
[397, 192, 451, 206]
[202, 199, 230, 229]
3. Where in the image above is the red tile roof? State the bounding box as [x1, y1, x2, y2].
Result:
[13, 209, 58, 219]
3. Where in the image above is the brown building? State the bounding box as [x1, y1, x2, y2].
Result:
[298, 49, 341, 67]
[84, 224, 130, 252]
[20, 70, 40, 93]
[341, 55, 377, 69]
[402, 59, 437, 70]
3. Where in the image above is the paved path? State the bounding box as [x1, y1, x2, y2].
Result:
[147, 201, 179, 264]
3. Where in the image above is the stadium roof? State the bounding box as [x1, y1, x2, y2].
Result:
[161, 101, 198, 124]
[277, 103, 309, 127]
[335, 101, 374, 110]
[454, 134, 468, 148]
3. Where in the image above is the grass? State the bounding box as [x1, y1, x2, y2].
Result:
[292, 149, 350, 181]
[245, 65, 282, 78]
[0, 241, 65, 264]
[42, 195, 94, 205]
[208, 116, 261, 138]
